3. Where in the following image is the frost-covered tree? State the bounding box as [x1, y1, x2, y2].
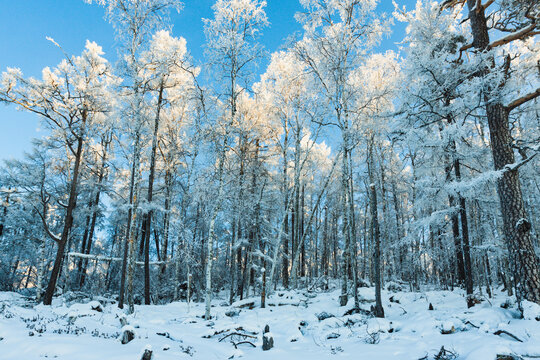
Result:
[441, 0, 540, 305]
[137, 29, 198, 305]
[87, 0, 182, 312]
[394, 0, 479, 306]
[202, 0, 268, 319]
[0, 40, 118, 305]
[255, 49, 324, 291]
[293, 0, 389, 313]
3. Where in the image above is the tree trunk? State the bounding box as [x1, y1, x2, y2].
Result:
[339, 145, 350, 306]
[36, 234, 46, 302]
[43, 134, 84, 305]
[141, 82, 164, 305]
[80, 135, 109, 287]
[77, 204, 92, 285]
[465, 0, 540, 304]
[300, 185, 305, 279]
[454, 159, 474, 307]
[368, 140, 384, 318]
[205, 138, 227, 319]
[126, 129, 143, 314]
[348, 151, 359, 308]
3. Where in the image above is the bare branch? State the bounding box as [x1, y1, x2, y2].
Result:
[35, 207, 61, 243]
[507, 87, 540, 112]
[489, 23, 537, 49]
[480, 0, 495, 11]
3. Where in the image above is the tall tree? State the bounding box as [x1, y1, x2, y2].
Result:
[202, 0, 268, 319]
[294, 0, 389, 307]
[0, 40, 117, 305]
[88, 0, 182, 312]
[442, 0, 540, 304]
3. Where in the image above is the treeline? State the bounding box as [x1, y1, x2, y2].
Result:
[0, 0, 538, 318]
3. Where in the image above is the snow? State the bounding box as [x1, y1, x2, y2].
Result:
[0, 286, 539, 359]
[522, 301, 540, 321]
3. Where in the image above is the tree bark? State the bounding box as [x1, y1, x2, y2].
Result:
[368, 139, 384, 318]
[465, 0, 540, 304]
[79, 136, 109, 287]
[141, 81, 164, 305]
[43, 134, 84, 305]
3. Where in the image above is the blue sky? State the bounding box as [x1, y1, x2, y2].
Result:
[0, 0, 413, 161]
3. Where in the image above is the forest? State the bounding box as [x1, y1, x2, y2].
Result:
[0, 0, 539, 359]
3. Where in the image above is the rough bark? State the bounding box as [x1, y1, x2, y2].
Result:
[465, 0, 540, 304]
[43, 134, 84, 305]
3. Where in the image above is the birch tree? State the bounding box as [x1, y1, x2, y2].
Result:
[87, 0, 182, 312]
[294, 0, 389, 308]
[201, 0, 268, 319]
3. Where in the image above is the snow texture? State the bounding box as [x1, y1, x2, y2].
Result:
[0, 286, 539, 359]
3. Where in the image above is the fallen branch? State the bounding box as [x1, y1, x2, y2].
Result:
[233, 341, 256, 349]
[493, 330, 523, 342]
[68, 252, 168, 266]
[435, 346, 458, 360]
[219, 332, 257, 342]
[156, 332, 182, 343]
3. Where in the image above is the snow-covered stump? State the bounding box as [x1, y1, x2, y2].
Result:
[262, 325, 273, 351]
[440, 321, 456, 335]
[140, 346, 153, 360]
[89, 300, 103, 312]
[119, 326, 135, 344]
[119, 314, 129, 327]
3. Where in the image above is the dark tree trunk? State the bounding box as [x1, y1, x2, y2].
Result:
[43, 134, 84, 305]
[455, 160, 474, 307]
[80, 137, 108, 288]
[77, 204, 92, 285]
[161, 170, 172, 261]
[229, 218, 237, 304]
[465, 0, 540, 304]
[119, 132, 140, 310]
[290, 204, 295, 284]
[79, 198, 99, 288]
[322, 206, 329, 288]
[0, 193, 9, 238]
[282, 211, 289, 289]
[368, 140, 384, 318]
[300, 184, 305, 278]
[141, 81, 164, 305]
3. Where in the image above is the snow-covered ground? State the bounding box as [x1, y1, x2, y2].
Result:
[1, 285, 539, 360]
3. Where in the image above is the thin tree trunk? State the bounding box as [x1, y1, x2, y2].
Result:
[300, 184, 305, 279]
[141, 82, 165, 305]
[205, 139, 227, 319]
[340, 145, 350, 306]
[43, 133, 85, 305]
[348, 151, 359, 308]
[322, 206, 329, 289]
[80, 135, 109, 287]
[36, 234, 46, 302]
[126, 130, 143, 314]
[454, 159, 474, 306]
[368, 139, 384, 318]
